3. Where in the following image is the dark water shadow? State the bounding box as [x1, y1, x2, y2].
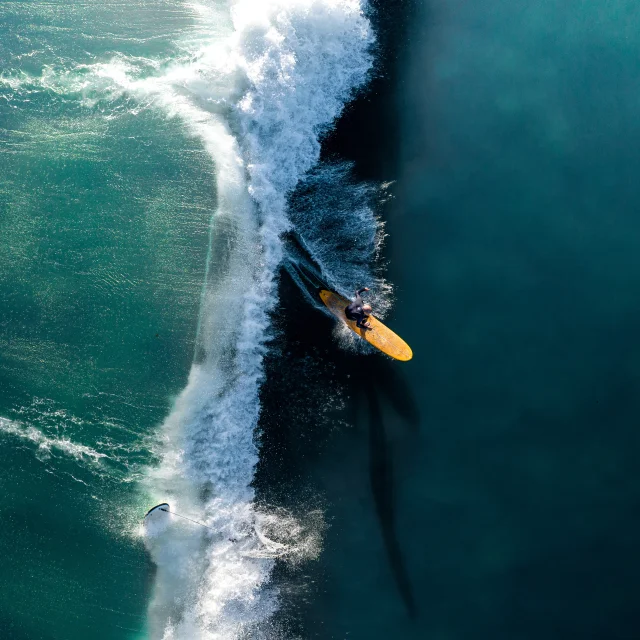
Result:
[256, 270, 422, 623]
[341, 316, 421, 619]
[321, 0, 423, 181]
[365, 384, 418, 619]
[366, 356, 421, 432]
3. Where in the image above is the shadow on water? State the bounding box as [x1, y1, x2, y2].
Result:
[366, 356, 421, 432]
[280, 257, 421, 618]
[364, 382, 418, 619]
[255, 0, 425, 629]
[256, 268, 422, 625]
[322, 0, 422, 182]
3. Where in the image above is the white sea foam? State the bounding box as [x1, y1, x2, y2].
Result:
[110, 1, 375, 638]
[2, 1, 374, 635]
[0, 415, 107, 463]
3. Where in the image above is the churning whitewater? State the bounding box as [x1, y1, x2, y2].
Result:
[132, 1, 374, 638]
[0, 0, 375, 635]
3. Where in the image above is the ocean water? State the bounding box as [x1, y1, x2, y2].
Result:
[281, 1, 640, 638]
[1, 1, 379, 638]
[2, 0, 640, 639]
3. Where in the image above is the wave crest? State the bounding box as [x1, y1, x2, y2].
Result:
[135, 2, 374, 638]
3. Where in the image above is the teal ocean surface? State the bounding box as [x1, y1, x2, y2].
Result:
[1, 4, 215, 638]
[2, 1, 640, 639]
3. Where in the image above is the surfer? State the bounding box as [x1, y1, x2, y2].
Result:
[345, 287, 372, 329]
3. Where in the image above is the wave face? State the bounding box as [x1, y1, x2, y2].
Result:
[288, 161, 393, 314]
[135, 2, 374, 638]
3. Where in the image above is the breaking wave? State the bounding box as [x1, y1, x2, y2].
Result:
[2, 1, 381, 636]
[123, 1, 375, 638]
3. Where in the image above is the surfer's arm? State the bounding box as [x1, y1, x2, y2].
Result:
[354, 287, 369, 306]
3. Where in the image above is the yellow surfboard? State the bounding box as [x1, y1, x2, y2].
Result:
[319, 290, 413, 362]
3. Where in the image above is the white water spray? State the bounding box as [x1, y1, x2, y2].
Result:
[129, 1, 374, 637]
[0, 1, 379, 636]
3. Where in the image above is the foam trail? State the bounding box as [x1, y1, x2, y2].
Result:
[0, 416, 107, 464]
[121, 1, 376, 637]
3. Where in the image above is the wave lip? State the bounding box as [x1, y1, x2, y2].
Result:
[0, 1, 375, 635]
[139, 1, 374, 638]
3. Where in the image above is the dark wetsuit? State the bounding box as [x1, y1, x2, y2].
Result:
[345, 288, 370, 328]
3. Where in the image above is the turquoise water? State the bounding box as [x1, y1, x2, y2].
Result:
[1, 1, 377, 637]
[4, 0, 640, 638]
[1, 2, 224, 638]
[0, 7, 214, 639]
